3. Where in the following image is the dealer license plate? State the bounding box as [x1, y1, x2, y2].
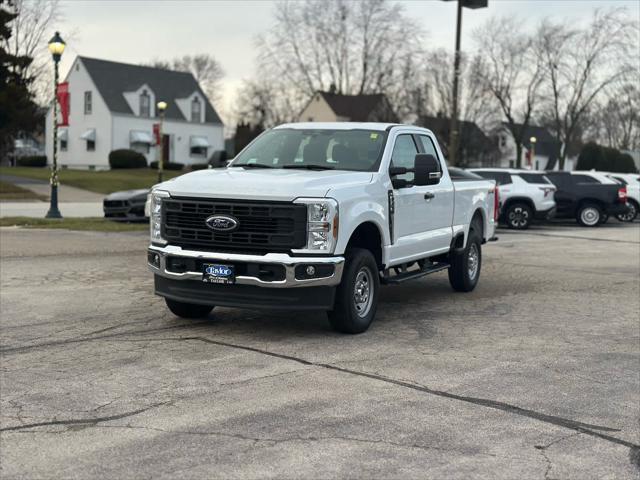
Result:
[202, 264, 235, 284]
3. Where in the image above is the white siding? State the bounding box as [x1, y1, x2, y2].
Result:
[45, 58, 112, 169]
[111, 115, 224, 166]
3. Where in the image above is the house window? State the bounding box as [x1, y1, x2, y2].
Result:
[140, 90, 150, 117]
[130, 142, 150, 154]
[60, 139, 67, 151]
[87, 140, 95, 151]
[84, 91, 92, 114]
[190, 146, 207, 157]
[499, 135, 506, 148]
[191, 97, 201, 123]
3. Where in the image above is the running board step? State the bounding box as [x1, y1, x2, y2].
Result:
[381, 262, 450, 285]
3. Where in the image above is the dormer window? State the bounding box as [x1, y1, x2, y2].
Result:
[191, 96, 201, 123]
[140, 90, 150, 117]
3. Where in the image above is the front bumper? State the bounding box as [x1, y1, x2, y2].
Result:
[147, 244, 345, 288]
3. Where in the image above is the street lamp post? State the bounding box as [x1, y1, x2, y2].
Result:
[46, 31, 65, 219]
[529, 136, 537, 169]
[443, 0, 488, 166]
[156, 101, 167, 183]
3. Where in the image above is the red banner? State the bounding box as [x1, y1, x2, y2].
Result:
[56, 82, 70, 126]
[153, 123, 161, 144]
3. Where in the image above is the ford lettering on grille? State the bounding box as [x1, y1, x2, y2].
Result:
[205, 214, 239, 232]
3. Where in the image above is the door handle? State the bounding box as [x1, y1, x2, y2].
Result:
[424, 192, 435, 200]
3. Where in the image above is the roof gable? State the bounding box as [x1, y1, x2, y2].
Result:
[319, 92, 398, 122]
[78, 56, 222, 124]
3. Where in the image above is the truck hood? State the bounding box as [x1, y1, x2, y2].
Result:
[159, 168, 374, 201]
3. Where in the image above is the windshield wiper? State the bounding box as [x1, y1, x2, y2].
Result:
[282, 164, 335, 170]
[236, 163, 275, 169]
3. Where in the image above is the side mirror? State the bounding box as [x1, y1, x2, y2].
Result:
[414, 154, 441, 186]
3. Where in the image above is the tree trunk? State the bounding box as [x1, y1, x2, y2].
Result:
[515, 142, 522, 169]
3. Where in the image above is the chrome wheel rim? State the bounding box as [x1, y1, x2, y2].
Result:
[353, 267, 373, 318]
[581, 207, 599, 226]
[468, 243, 479, 280]
[508, 207, 529, 228]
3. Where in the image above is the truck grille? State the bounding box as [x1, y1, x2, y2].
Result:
[162, 197, 307, 253]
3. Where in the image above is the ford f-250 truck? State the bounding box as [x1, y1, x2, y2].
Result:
[147, 123, 498, 333]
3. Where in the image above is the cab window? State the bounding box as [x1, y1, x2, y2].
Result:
[390, 134, 418, 182]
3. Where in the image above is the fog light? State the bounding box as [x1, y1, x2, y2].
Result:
[306, 265, 316, 276]
[148, 251, 161, 268]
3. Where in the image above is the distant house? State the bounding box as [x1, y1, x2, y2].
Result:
[491, 123, 562, 170]
[299, 90, 398, 123]
[44, 56, 224, 169]
[415, 114, 498, 167]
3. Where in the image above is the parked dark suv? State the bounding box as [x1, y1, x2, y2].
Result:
[544, 171, 629, 226]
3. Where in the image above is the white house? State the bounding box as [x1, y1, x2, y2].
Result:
[45, 56, 224, 169]
[490, 123, 570, 170]
[298, 90, 398, 123]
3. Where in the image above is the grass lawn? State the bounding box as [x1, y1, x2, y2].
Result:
[0, 217, 148, 232]
[0, 180, 48, 201]
[0, 167, 184, 194]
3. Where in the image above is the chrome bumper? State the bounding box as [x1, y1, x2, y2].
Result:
[148, 244, 344, 288]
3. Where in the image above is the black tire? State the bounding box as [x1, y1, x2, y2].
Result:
[616, 200, 638, 222]
[165, 298, 214, 319]
[328, 248, 379, 334]
[448, 225, 482, 292]
[576, 203, 602, 227]
[505, 202, 533, 230]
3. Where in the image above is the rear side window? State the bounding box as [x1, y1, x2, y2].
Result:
[571, 174, 601, 184]
[610, 176, 627, 185]
[518, 173, 551, 184]
[475, 171, 512, 185]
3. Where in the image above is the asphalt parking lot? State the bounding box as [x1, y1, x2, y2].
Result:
[1, 223, 639, 479]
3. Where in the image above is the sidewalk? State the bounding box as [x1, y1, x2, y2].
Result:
[0, 174, 104, 218]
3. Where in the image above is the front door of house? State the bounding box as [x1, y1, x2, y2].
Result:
[162, 134, 170, 164]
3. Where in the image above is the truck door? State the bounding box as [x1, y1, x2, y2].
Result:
[389, 133, 453, 262]
[416, 134, 454, 250]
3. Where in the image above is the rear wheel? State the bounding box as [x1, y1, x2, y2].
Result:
[328, 248, 379, 334]
[448, 225, 482, 292]
[616, 201, 638, 222]
[505, 203, 533, 230]
[165, 298, 214, 319]
[576, 203, 602, 227]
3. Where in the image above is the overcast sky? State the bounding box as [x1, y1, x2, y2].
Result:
[55, 0, 639, 120]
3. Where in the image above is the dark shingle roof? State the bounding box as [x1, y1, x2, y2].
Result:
[417, 115, 494, 152]
[79, 56, 222, 124]
[319, 92, 398, 122]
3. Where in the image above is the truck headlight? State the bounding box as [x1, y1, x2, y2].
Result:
[149, 189, 170, 244]
[295, 198, 339, 252]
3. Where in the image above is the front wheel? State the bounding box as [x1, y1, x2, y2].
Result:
[616, 201, 638, 222]
[328, 248, 379, 334]
[505, 203, 533, 230]
[448, 229, 482, 292]
[165, 298, 214, 319]
[576, 203, 602, 227]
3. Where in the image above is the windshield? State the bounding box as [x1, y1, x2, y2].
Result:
[230, 128, 387, 172]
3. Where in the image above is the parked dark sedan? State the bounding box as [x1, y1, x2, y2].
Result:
[103, 189, 149, 221]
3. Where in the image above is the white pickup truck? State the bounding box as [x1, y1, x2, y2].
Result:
[147, 123, 498, 333]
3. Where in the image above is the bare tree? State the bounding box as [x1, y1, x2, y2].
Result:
[1, 0, 62, 104]
[591, 83, 640, 151]
[256, 0, 427, 120]
[144, 54, 224, 107]
[473, 16, 545, 168]
[536, 9, 638, 169]
[234, 78, 307, 129]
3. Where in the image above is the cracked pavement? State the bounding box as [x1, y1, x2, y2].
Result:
[1, 223, 639, 479]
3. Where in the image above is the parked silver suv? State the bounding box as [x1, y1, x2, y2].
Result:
[469, 169, 556, 229]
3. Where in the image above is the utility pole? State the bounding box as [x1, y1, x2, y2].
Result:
[442, 0, 488, 166]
